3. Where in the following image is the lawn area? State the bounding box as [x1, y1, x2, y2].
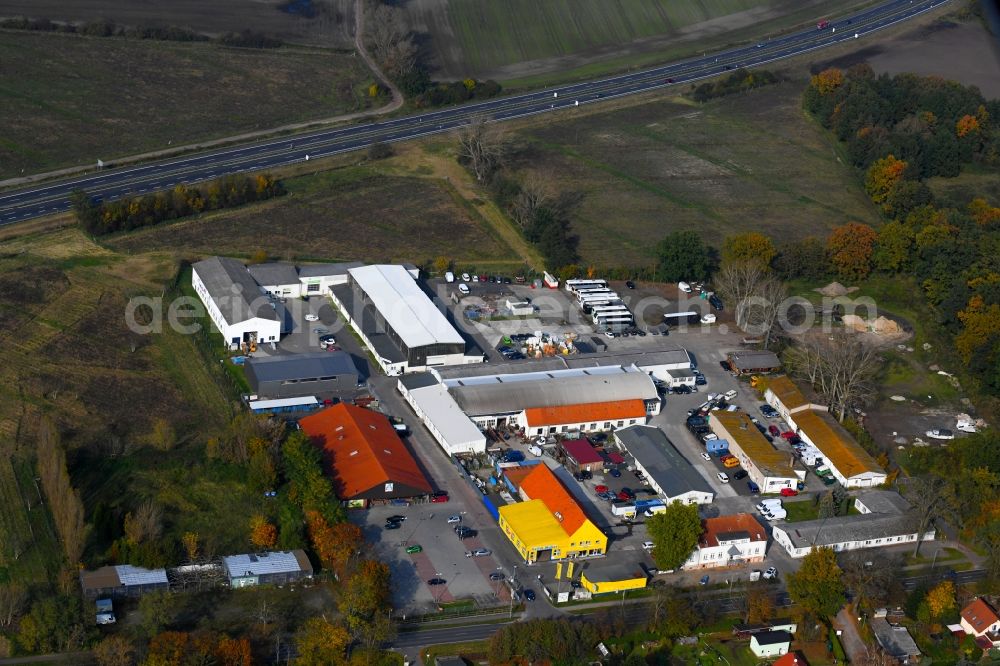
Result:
[422, 640, 490, 665]
[0, 227, 243, 581]
[927, 167, 1000, 209]
[510, 78, 879, 267]
[782, 498, 820, 523]
[0, 30, 377, 177]
[105, 165, 520, 266]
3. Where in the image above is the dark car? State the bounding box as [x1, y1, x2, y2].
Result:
[573, 470, 593, 481]
[760, 405, 779, 418]
[384, 522, 401, 530]
[734, 470, 748, 480]
[620, 487, 635, 499]
[709, 294, 723, 311]
[427, 578, 446, 586]
[674, 385, 692, 395]
[523, 589, 536, 601]
[590, 432, 608, 444]
[695, 373, 707, 386]
[719, 360, 732, 372]
[387, 515, 406, 523]
[625, 280, 636, 289]
[489, 572, 505, 581]
[747, 481, 761, 494]
[609, 468, 621, 478]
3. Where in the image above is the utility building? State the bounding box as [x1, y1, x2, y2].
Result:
[192, 256, 281, 348]
[245, 352, 359, 399]
[614, 425, 713, 504]
[222, 550, 313, 588]
[710, 411, 802, 493]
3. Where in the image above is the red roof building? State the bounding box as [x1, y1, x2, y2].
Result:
[518, 464, 591, 535]
[523, 400, 647, 429]
[773, 653, 808, 666]
[961, 598, 1000, 645]
[300, 404, 432, 501]
[560, 438, 604, 472]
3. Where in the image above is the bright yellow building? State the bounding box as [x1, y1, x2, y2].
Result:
[497, 464, 607, 563]
[580, 570, 648, 595]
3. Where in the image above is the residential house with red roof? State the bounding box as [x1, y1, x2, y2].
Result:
[961, 598, 1000, 648]
[682, 513, 768, 570]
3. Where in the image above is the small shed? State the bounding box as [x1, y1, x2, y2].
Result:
[221, 550, 313, 588]
[80, 565, 169, 599]
[561, 438, 603, 472]
[727, 350, 782, 375]
[750, 630, 792, 658]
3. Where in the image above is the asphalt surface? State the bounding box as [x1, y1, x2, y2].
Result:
[0, 0, 950, 226]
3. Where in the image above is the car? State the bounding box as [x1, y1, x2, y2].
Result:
[427, 578, 446, 586]
[574, 470, 593, 481]
[387, 515, 406, 523]
[674, 385, 692, 395]
[457, 529, 477, 539]
[957, 419, 978, 433]
[702, 433, 718, 442]
[447, 515, 461, 524]
[489, 572, 505, 581]
[642, 541, 655, 550]
[605, 330, 617, 339]
[678, 281, 692, 293]
[709, 294, 724, 311]
[780, 488, 799, 497]
[318, 334, 336, 344]
[609, 468, 622, 478]
[701, 452, 712, 461]
[700, 313, 717, 324]
[719, 360, 732, 372]
[717, 472, 730, 483]
[405, 545, 422, 554]
[747, 481, 761, 494]
[461, 272, 471, 282]
[617, 491, 630, 501]
[455, 524, 471, 534]
[445, 271, 455, 283]
[926, 429, 955, 440]
[695, 373, 707, 386]
[597, 491, 615, 501]
[571, 581, 582, 589]
[523, 589, 536, 602]
[734, 470, 748, 480]
[720, 454, 735, 463]
[594, 484, 609, 494]
[760, 405, 779, 418]
[699, 575, 710, 585]
[384, 522, 401, 530]
[431, 494, 449, 503]
[458, 283, 470, 295]
[304, 314, 319, 322]
[768, 425, 780, 437]
[723, 389, 738, 401]
[479, 274, 488, 282]
[620, 487, 636, 499]
[467, 548, 491, 557]
[762, 567, 778, 580]
[724, 457, 741, 469]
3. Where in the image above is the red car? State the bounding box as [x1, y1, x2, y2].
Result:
[720, 454, 735, 463]
[431, 493, 449, 503]
[780, 431, 797, 440]
[617, 491, 631, 502]
[595, 485, 609, 494]
[780, 488, 799, 497]
[768, 425, 781, 437]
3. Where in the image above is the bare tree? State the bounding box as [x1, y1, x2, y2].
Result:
[786, 331, 882, 421]
[900, 475, 956, 557]
[365, 2, 417, 79]
[36, 418, 88, 564]
[714, 259, 787, 347]
[123, 500, 163, 546]
[509, 181, 550, 229]
[841, 552, 899, 610]
[457, 116, 507, 182]
[0, 583, 27, 628]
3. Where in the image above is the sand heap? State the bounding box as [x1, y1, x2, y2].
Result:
[817, 282, 848, 297]
[842, 314, 902, 336]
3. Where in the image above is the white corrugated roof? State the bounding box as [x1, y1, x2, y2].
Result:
[222, 551, 304, 577]
[349, 265, 463, 348]
[248, 396, 320, 410]
[409, 383, 486, 452]
[115, 565, 168, 586]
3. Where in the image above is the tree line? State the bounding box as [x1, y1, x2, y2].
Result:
[691, 67, 782, 103]
[72, 174, 285, 236]
[364, 1, 502, 109]
[0, 16, 283, 48]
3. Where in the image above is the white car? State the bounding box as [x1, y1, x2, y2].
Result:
[926, 429, 954, 440]
[304, 314, 319, 322]
[957, 420, 978, 433]
[678, 281, 693, 293]
[461, 273, 471, 282]
[723, 389, 738, 401]
[717, 472, 730, 483]
[702, 433, 718, 442]
[447, 515, 462, 524]
[445, 271, 455, 283]
[701, 452, 712, 461]
[466, 548, 491, 557]
[762, 567, 778, 580]
[458, 283, 470, 295]
[701, 314, 717, 324]
[642, 541, 655, 551]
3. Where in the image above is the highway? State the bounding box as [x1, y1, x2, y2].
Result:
[0, 0, 950, 226]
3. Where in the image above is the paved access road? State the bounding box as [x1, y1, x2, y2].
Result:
[0, 0, 950, 226]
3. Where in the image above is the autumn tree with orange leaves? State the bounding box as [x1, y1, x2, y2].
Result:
[826, 222, 878, 280]
[864, 154, 907, 206]
[249, 515, 277, 550]
[305, 510, 363, 577]
[810, 67, 844, 95]
[956, 295, 1000, 364]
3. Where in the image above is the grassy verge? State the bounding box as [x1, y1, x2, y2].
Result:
[421, 640, 491, 664]
[782, 498, 820, 523]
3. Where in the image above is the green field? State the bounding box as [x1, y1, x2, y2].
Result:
[0, 30, 376, 178]
[403, 0, 867, 80]
[105, 165, 520, 265]
[510, 79, 879, 267]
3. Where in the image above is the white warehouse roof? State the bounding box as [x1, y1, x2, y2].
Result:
[115, 565, 169, 586]
[222, 551, 308, 577]
[408, 383, 486, 454]
[349, 264, 464, 349]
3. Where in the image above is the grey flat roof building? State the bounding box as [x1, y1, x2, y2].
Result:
[193, 256, 278, 326]
[297, 261, 363, 278]
[728, 350, 781, 373]
[434, 347, 691, 382]
[245, 352, 359, 399]
[871, 617, 921, 660]
[614, 425, 713, 500]
[248, 262, 300, 287]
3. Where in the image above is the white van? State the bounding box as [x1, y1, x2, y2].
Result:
[445, 271, 455, 283]
[678, 281, 692, 293]
[723, 389, 738, 401]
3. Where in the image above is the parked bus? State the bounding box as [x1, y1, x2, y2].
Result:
[662, 311, 700, 327]
[565, 278, 607, 294]
[596, 314, 634, 328]
[590, 305, 631, 319]
[577, 291, 617, 304]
